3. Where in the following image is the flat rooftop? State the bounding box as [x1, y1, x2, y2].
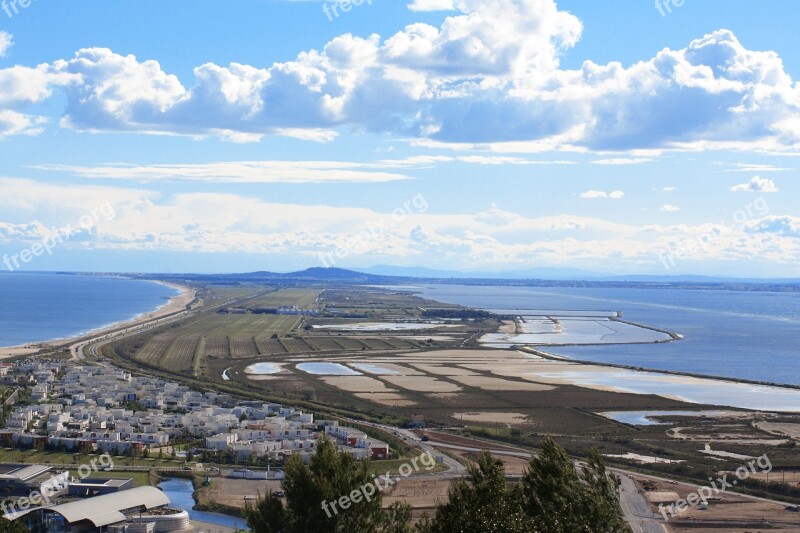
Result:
[72, 478, 131, 488]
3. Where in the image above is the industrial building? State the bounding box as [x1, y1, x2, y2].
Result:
[9, 486, 190, 532]
[0, 464, 69, 497]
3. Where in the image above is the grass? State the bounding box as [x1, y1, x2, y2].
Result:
[244, 288, 321, 309]
[86, 469, 154, 487]
[128, 288, 313, 372]
[0, 448, 190, 468]
[368, 458, 448, 476]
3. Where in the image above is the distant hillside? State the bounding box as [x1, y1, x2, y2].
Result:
[127, 266, 800, 293]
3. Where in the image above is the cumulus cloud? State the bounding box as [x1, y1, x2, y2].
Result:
[0, 32, 11, 57]
[731, 175, 779, 192]
[580, 190, 624, 199]
[1, 0, 798, 150]
[660, 204, 681, 212]
[0, 62, 79, 138]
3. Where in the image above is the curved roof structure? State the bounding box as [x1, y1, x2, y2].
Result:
[9, 486, 170, 527]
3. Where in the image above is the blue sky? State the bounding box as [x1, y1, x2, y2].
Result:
[1, 0, 799, 276]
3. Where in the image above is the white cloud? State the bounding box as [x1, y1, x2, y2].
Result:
[662, 186, 677, 192]
[378, 155, 576, 167]
[591, 158, 652, 165]
[723, 163, 788, 172]
[731, 175, 779, 192]
[2, 1, 797, 151]
[2, 177, 799, 272]
[660, 204, 681, 212]
[580, 190, 624, 199]
[746, 216, 800, 237]
[35, 161, 412, 184]
[0, 110, 47, 139]
[0, 32, 11, 57]
[406, 0, 456, 12]
[0, 62, 78, 139]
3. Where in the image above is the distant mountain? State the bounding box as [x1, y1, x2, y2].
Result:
[283, 267, 385, 281]
[132, 266, 800, 292]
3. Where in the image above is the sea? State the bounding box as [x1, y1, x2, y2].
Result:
[414, 284, 800, 387]
[0, 272, 179, 348]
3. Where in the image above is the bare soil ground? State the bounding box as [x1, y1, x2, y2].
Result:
[634, 477, 800, 530]
[454, 411, 531, 426]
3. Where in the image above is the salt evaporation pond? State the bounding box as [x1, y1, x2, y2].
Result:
[350, 364, 400, 375]
[245, 362, 283, 375]
[600, 410, 727, 426]
[297, 363, 362, 375]
[313, 322, 453, 331]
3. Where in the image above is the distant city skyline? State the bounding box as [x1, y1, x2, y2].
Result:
[1, 0, 799, 277]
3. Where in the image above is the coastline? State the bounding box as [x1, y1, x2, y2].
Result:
[0, 280, 196, 359]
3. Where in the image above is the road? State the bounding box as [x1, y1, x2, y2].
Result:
[354, 421, 467, 477]
[616, 472, 667, 533]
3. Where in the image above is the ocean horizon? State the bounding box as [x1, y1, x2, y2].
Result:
[0, 272, 179, 348]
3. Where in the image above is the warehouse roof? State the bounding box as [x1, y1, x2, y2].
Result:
[8, 486, 170, 527]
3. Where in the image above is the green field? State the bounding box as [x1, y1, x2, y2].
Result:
[130, 288, 318, 374]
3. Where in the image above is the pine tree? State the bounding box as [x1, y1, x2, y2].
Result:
[427, 452, 531, 532]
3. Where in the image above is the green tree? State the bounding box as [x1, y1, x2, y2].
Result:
[0, 517, 29, 533]
[520, 437, 585, 533]
[245, 436, 413, 533]
[427, 452, 531, 532]
[578, 448, 628, 532]
[426, 438, 629, 533]
[243, 493, 286, 533]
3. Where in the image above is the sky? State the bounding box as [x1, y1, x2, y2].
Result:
[0, 0, 799, 277]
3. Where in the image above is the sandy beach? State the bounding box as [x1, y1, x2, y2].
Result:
[0, 280, 195, 359]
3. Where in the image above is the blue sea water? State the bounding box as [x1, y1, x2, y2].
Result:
[415, 284, 800, 386]
[0, 272, 179, 348]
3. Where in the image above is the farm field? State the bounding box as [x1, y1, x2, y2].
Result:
[121, 285, 487, 376]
